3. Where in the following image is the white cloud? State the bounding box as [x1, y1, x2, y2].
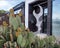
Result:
[0, 1, 11, 10]
[0, 1, 8, 6]
[0, 1, 13, 11]
[0, 0, 24, 11]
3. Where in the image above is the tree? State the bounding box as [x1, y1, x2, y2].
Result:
[0, 10, 6, 14]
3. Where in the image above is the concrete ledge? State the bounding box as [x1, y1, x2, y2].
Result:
[34, 32, 47, 39]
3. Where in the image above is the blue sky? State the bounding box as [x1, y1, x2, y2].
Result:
[53, 0, 60, 19]
[0, 0, 24, 10]
[0, 0, 60, 19]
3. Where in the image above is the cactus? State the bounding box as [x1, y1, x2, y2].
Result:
[0, 8, 60, 48]
[0, 35, 6, 48]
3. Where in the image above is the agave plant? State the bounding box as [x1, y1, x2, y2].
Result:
[44, 36, 56, 48]
[17, 31, 36, 48]
[0, 35, 6, 48]
[17, 31, 57, 48]
[54, 43, 60, 48]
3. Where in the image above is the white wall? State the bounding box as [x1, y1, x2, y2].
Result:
[25, 1, 28, 28]
[25, 0, 36, 3]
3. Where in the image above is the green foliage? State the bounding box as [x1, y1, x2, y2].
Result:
[0, 10, 6, 14]
[17, 33, 60, 48]
[54, 43, 60, 48]
[9, 16, 19, 30]
[28, 32, 35, 44]
[17, 34, 26, 47]
[43, 36, 56, 48]
[0, 37, 6, 48]
[17, 31, 35, 48]
[0, 12, 60, 48]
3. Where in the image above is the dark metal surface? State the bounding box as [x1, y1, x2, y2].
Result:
[47, 0, 52, 35]
[29, 0, 47, 8]
[13, 2, 25, 11]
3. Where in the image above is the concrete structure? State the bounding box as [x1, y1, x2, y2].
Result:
[11, 0, 52, 35]
[25, 0, 52, 35]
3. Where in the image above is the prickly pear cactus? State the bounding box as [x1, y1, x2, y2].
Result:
[17, 34, 26, 48]
[17, 31, 36, 48]
[9, 15, 23, 31]
[16, 15, 22, 27]
[0, 36, 6, 48]
[0, 8, 59, 48]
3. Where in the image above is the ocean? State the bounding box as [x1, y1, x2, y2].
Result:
[52, 20, 60, 39]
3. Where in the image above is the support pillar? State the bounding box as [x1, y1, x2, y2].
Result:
[47, 0, 52, 35]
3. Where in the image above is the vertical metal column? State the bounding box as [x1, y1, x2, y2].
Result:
[47, 0, 52, 35]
